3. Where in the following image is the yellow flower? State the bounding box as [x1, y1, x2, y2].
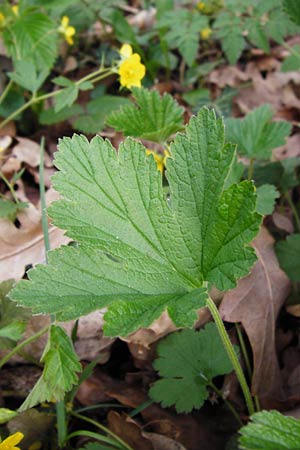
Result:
[201, 27, 212, 39]
[118, 52, 146, 89]
[197, 1, 206, 11]
[0, 12, 5, 28]
[58, 16, 75, 45]
[0, 432, 24, 450]
[119, 43, 133, 59]
[11, 5, 19, 16]
[146, 149, 170, 173]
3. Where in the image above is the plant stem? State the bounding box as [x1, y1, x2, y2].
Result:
[56, 401, 67, 448]
[0, 79, 13, 105]
[0, 324, 50, 369]
[0, 172, 19, 204]
[66, 430, 125, 448]
[71, 412, 134, 450]
[235, 323, 260, 412]
[39, 137, 50, 262]
[0, 67, 113, 130]
[247, 158, 255, 181]
[209, 381, 243, 426]
[235, 323, 252, 380]
[206, 297, 255, 416]
[284, 190, 300, 233]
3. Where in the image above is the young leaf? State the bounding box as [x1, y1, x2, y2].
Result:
[8, 60, 49, 93]
[275, 234, 300, 282]
[54, 85, 79, 112]
[19, 325, 81, 411]
[256, 184, 280, 215]
[149, 323, 236, 413]
[106, 87, 184, 143]
[157, 9, 208, 66]
[226, 105, 291, 160]
[0, 199, 28, 221]
[11, 108, 261, 337]
[239, 410, 300, 449]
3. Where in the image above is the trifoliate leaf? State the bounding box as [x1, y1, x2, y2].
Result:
[106, 87, 184, 143]
[256, 184, 280, 215]
[275, 234, 300, 282]
[226, 105, 291, 160]
[11, 108, 261, 337]
[156, 9, 208, 66]
[8, 60, 49, 93]
[239, 410, 300, 449]
[149, 323, 235, 413]
[19, 325, 81, 411]
[0, 199, 28, 221]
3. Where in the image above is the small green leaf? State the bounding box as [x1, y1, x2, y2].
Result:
[281, 45, 300, 71]
[0, 408, 17, 425]
[239, 410, 300, 449]
[52, 76, 74, 87]
[0, 322, 26, 341]
[0, 200, 28, 221]
[75, 95, 131, 134]
[106, 87, 184, 143]
[149, 323, 236, 413]
[9, 60, 49, 93]
[283, 0, 300, 26]
[39, 104, 83, 126]
[54, 85, 79, 112]
[256, 184, 280, 215]
[157, 9, 208, 66]
[19, 325, 81, 411]
[226, 105, 291, 160]
[275, 234, 300, 282]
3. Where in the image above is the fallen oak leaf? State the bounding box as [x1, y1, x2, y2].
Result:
[219, 227, 290, 400]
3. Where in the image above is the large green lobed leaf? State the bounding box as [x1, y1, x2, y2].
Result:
[11, 108, 261, 337]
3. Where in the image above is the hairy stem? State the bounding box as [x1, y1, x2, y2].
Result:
[206, 297, 255, 416]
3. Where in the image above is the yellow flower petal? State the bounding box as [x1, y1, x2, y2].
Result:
[11, 5, 19, 16]
[0, 432, 24, 450]
[146, 149, 165, 173]
[0, 12, 5, 28]
[118, 53, 146, 89]
[58, 16, 75, 46]
[200, 27, 212, 39]
[198, 2, 205, 10]
[61, 16, 69, 28]
[119, 44, 133, 59]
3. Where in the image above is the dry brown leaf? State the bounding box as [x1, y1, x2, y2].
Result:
[208, 65, 250, 88]
[108, 411, 154, 450]
[0, 189, 70, 281]
[220, 227, 290, 399]
[273, 134, 300, 160]
[13, 137, 52, 168]
[144, 432, 187, 450]
[272, 211, 294, 234]
[286, 304, 300, 317]
[236, 65, 300, 113]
